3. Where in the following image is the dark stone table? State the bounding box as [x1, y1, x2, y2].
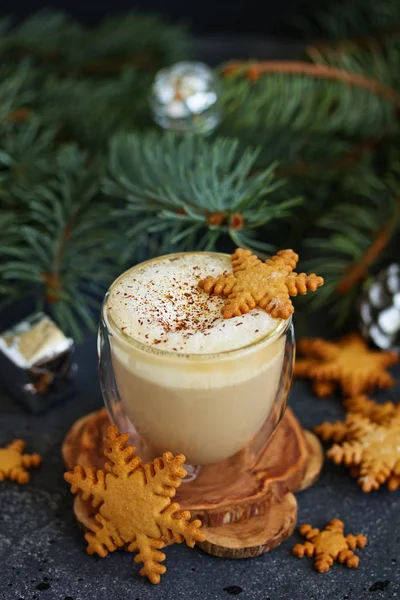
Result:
[0, 333, 399, 600]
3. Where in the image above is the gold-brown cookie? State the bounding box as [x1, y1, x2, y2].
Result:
[0, 439, 41, 484]
[293, 519, 367, 572]
[294, 333, 398, 397]
[199, 248, 323, 320]
[64, 425, 205, 584]
[314, 398, 400, 492]
[344, 395, 398, 424]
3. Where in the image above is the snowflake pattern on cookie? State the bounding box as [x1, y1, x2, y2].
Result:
[315, 398, 400, 492]
[293, 519, 367, 572]
[199, 248, 323, 320]
[0, 439, 41, 484]
[64, 426, 205, 584]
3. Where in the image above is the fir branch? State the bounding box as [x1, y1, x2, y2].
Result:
[38, 71, 152, 149]
[0, 9, 83, 58]
[219, 59, 400, 174]
[307, 0, 400, 41]
[0, 11, 189, 148]
[70, 13, 189, 74]
[220, 129, 356, 175]
[220, 62, 399, 140]
[278, 137, 384, 178]
[0, 10, 189, 76]
[0, 211, 26, 300]
[104, 132, 301, 257]
[1, 5, 400, 340]
[222, 61, 400, 102]
[337, 216, 398, 294]
[0, 65, 35, 121]
[307, 38, 400, 94]
[0, 121, 55, 204]
[303, 153, 400, 327]
[1, 145, 120, 338]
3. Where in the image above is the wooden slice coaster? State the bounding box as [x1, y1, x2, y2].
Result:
[297, 430, 324, 492]
[197, 492, 297, 558]
[62, 407, 108, 471]
[174, 408, 310, 526]
[62, 406, 323, 558]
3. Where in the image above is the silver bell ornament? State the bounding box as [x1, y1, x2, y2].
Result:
[150, 61, 221, 135]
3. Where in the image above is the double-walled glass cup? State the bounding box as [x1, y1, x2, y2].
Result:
[98, 252, 295, 479]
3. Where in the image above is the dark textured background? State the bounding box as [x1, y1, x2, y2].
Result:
[0, 331, 399, 600]
[0, 0, 334, 35]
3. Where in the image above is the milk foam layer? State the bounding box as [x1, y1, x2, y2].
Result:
[107, 253, 282, 354]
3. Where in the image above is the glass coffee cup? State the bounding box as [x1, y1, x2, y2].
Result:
[98, 252, 294, 479]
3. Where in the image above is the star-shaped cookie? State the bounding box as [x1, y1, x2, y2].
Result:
[64, 425, 205, 584]
[0, 439, 41, 483]
[293, 519, 367, 572]
[294, 333, 398, 397]
[199, 248, 323, 320]
[315, 399, 400, 492]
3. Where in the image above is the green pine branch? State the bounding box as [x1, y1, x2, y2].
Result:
[0, 10, 189, 74]
[308, 38, 400, 94]
[218, 128, 356, 173]
[72, 13, 189, 72]
[1, 145, 121, 339]
[217, 62, 399, 177]
[0, 11, 189, 150]
[38, 71, 153, 149]
[0, 121, 55, 204]
[0, 64, 34, 120]
[307, 0, 400, 40]
[303, 150, 400, 327]
[0, 6, 400, 340]
[219, 64, 397, 141]
[0, 211, 27, 300]
[104, 132, 302, 258]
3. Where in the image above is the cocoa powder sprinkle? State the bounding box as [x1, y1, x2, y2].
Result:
[107, 255, 275, 352]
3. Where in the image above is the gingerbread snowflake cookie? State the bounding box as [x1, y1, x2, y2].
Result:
[294, 333, 398, 397]
[64, 425, 205, 584]
[293, 519, 367, 572]
[315, 397, 400, 492]
[315, 407, 400, 492]
[344, 395, 399, 425]
[0, 439, 41, 483]
[199, 248, 323, 320]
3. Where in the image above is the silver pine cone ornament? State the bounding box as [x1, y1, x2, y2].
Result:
[360, 264, 400, 351]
